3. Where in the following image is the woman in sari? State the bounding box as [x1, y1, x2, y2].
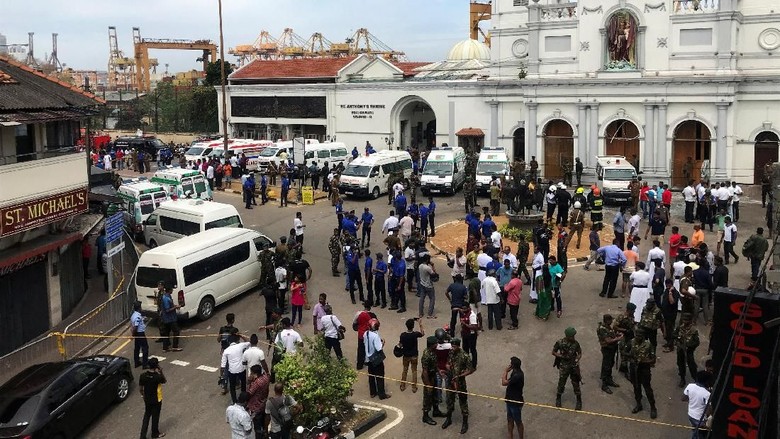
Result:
[535, 263, 553, 320]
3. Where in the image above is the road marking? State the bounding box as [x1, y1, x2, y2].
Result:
[196, 365, 219, 372]
[169, 360, 190, 366]
[110, 339, 131, 355]
[356, 400, 404, 439]
[149, 355, 166, 362]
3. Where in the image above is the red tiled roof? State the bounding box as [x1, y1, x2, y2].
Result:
[230, 57, 431, 81]
[456, 128, 485, 137]
[0, 55, 105, 105]
[0, 68, 17, 84]
[231, 57, 357, 80]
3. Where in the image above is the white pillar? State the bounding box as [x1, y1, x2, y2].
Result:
[715, 102, 730, 178]
[448, 101, 456, 147]
[527, 103, 538, 159]
[656, 104, 668, 175]
[588, 103, 599, 169]
[489, 101, 499, 146]
[578, 104, 588, 167]
[644, 104, 655, 174]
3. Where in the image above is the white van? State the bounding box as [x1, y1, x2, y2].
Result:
[303, 142, 349, 166]
[475, 146, 510, 195]
[135, 228, 274, 320]
[595, 155, 637, 204]
[338, 150, 413, 199]
[184, 140, 222, 163]
[150, 168, 213, 201]
[117, 181, 170, 240]
[255, 139, 320, 172]
[142, 199, 243, 248]
[420, 146, 466, 195]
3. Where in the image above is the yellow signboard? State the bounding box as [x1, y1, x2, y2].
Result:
[301, 186, 314, 205]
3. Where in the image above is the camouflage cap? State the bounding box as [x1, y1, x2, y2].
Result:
[564, 327, 577, 337]
[427, 336, 438, 347]
[626, 302, 637, 311]
[451, 337, 462, 346]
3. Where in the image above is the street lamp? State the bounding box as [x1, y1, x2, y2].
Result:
[218, 0, 229, 151]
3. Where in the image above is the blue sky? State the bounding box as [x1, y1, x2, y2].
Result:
[1, 0, 475, 72]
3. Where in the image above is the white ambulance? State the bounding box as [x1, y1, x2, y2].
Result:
[595, 155, 637, 204]
[420, 146, 466, 195]
[475, 146, 510, 195]
[338, 150, 413, 199]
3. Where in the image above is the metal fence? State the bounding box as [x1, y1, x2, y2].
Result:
[0, 335, 62, 386]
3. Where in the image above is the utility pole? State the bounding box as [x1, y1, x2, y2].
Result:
[218, 0, 229, 148]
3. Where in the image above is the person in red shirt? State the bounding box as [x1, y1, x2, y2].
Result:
[353, 301, 375, 370]
[668, 226, 681, 266]
[115, 148, 124, 170]
[661, 184, 672, 208]
[503, 271, 523, 329]
[639, 181, 650, 219]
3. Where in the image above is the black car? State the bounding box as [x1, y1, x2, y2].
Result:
[0, 355, 133, 439]
[115, 136, 166, 160]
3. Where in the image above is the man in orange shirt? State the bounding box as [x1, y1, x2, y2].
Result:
[691, 224, 705, 249]
[621, 241, 640, 298]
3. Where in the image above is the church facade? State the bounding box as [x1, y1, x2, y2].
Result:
[220, 0, 780, 185]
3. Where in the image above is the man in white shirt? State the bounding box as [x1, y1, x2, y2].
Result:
[716, 182, 731, 214]
[646, 240, 666, 279]
[628, 210, 642, 238]
[103, 154, 112, 171]
[683, 371, 711, 438]
[731, 181, 743, 222]
[274, 317, 303, 354]
[275, 265, 288, 312]
[241, 334, 268, 377]
[682, 182, 697, 223]
[722, 216, 739, 264]
[293, 212, 305, 252]
[529, 248, 545, 302]
[490, 227, 502, 250]
[392, 181, 404, 198]
[226, 392, 253, 439]
[382, 210, 400, 235]
[398, 213, 414, 243]
[481, 270, 502, 330]
[629, 262, 652, 322]
[502, 246, 518, 270]
[221, 334, 250, 404]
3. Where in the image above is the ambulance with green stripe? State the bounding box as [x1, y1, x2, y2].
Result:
[117, 181, 171, 240]
[150, 168, 213, 201]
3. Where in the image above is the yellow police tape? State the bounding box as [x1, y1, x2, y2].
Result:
[51, 330, 694, 430]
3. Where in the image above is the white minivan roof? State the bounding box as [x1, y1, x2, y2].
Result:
[140, 228, 261, 260]
[119, 181, 166, 193]
[350, 150, 411, 166]
[154, 199, 236, 216]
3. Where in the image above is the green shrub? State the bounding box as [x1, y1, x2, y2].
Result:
[498, 224, 533, 242]
[274, 335, 357, 427]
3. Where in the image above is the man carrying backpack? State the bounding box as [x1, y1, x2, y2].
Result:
[265, 382, 301, 439]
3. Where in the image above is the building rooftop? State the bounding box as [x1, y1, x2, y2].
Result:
[230, 56, 428, 83]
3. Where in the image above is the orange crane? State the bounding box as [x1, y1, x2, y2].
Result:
[107, 26, 135, 90]
[277, 28, 307, 58]
[470, 1, 492, 46]
[347, 28, 405, 61]
[132, 27, 217, 92]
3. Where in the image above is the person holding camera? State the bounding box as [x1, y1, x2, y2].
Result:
[139, 357, 167, 439]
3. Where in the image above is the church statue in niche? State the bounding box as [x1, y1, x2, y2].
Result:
[605, 11, 637, 70]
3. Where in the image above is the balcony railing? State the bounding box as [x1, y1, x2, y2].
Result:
[673, 0, 720, 14]
[0, 150, 88, 207]
[540, 3, 578, 20]
[0, 146, 86, 166]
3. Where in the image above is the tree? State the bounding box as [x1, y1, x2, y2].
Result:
[204, 60, 234, 87]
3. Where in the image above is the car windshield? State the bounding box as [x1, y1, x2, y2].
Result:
[151, 139, 165, 148]
[0, 394, 41, 430]
[604, 168, 636, 180]
[137, 266, 177, 288]
[205, 215, 242, 229]
[343, 165, 371, 177]
[139, 194, 155, 215]
[476, 161, 508, 175]
[423, 161, 452, 175]
[181, 177, 195, 196]
[260, 147, 278, 157]
[185, 147, 206, 156]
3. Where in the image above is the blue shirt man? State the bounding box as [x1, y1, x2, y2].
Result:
[392, 257, 406, 277]
[597, 244, 627, 267]
[375, 259, 387, 281]
[408, 203, 418, 218]
[467, 214, 481, 238]
[361, 210, 374, 226]
[281, 176, 290, 191]
[395, 193, 407, 216]
[96, 232, 106, 258]
[352, 147, 359, 159]
[260, 173, 268, 189]
[364, 254, 373, 278]
[341, 216, 358, 237]
[481, 217, 496, 239]
[497, 263, 513, 288]
[428, 200, 436, 216]
[346, 249, 359, 272]
[160, 293, 177, 324]
[335, 199, 344, 214]
[487, 258, 502, 273]
[131, 309, 147, 333]
[419, 205, 429, 220]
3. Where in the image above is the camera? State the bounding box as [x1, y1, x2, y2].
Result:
[218, 377, 226, 387]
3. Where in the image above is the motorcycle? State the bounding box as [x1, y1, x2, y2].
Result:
[295, 416, 354, 439]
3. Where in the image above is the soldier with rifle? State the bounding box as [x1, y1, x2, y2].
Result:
[596, 314, 622, 394]
[614, 302, 636, 378]
[552, 327, 583, 410]
[628, 329, 658, 419]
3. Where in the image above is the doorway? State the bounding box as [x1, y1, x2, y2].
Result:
[754, 131, 779, 184]
[604, 119, 640, 166]
[543, 119, 574, 180]
[672, 120, 711, 187]
[513, 128, 526, 161]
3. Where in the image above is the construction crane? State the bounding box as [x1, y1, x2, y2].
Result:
[25, 32, 38, 68]
[229, 30, 280, 66]
[48, 33, 62, 73]
[107, 26, 135, 90]
[304, 32, 332, 57]
[470, 1, 492, 47]
[347, 28, 405, 61]
[277, 28, 307, 58]
[132, 27, 217, 92]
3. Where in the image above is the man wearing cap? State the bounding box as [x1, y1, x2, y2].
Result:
[590, 187, 604, 228]
[568, 200, 585, 249]
[139, 357, 166, 439]
[442, 338, 473, 434]
[674, 313, 700, 388]
[130, 300, 149, 369]
[629, 177, 641, 210]
[552, 327, 583, 410]
[628, 329, 658, 418]
[421, 335, 442, 425]
[597, 314, 623, 394]
[614, 303, 636, 377]
[638, 298, 665, 354]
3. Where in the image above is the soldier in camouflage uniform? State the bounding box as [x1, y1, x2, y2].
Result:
[674, 313, 700, 388]
[552, 327, 583, 410]
[638, 298, 665, 354]
[614, 302, 636, 377]
[597, 314, 623, 394]
[328, 228, 342, 276]
[628, 329, 658, 418]
[259, 247, 276, 287]
[387, 171, 399, 205]
[463, 176, 476, 214]
[421, 336, 442, 425]
[409, 172, 419, 205]
[442, 338, 473, 434]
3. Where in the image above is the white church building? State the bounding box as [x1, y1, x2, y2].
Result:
[220, 0, 780, 186]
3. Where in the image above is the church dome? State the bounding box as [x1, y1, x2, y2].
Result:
[447, 39, 491, 62]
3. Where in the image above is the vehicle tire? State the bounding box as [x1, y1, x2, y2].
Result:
[148, 240, 158, 249]
[115, 375, 131, 403]
[197, 296, 215, 320]
[371, 186, 380, 199]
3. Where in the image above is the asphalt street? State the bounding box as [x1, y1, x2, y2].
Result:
[83, 177, 760, 439]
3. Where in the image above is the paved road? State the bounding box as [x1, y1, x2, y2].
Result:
[83, 184, 760, 439]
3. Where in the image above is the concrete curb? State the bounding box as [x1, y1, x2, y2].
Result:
[351, 404, 388, 437]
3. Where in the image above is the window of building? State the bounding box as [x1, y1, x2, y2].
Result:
[183, 242, 251, 285]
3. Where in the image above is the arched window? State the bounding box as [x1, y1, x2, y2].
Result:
[605, 11, 638, 70]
